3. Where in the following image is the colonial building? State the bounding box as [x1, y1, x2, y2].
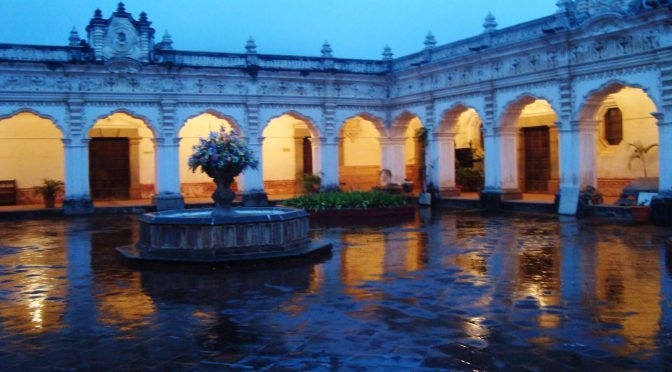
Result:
[0, 1, 671, 220]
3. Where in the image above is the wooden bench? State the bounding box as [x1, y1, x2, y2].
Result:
[0, 180, 17, 206]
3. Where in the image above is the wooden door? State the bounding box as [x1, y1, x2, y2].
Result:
[89, 138, 130, 200]
[523, 126, 550, 192]
[302, 137, 313, 174]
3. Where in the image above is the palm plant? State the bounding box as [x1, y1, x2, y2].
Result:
[628, 141, 658, 177]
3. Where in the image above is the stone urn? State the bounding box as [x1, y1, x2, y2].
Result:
[206, 166, 242, 217]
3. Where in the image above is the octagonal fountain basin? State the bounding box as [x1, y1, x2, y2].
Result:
[116, 207, 332, 264]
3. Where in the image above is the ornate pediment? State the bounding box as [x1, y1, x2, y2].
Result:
[102, 17, 143, 61]
[86, 3, 155, 63]
[580, 13, 626, 36]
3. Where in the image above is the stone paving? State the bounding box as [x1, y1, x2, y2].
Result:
[0, 210, 671, 370]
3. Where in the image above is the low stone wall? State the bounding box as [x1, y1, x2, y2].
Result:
[598, 178, 632, 197]
[339, 165, 379, 191]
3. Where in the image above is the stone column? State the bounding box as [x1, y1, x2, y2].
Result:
[654, 113, 672, 193]
[62, 138, 94, 215]
[240, 136, 268, 206]
[320, 137, 340, 191]
[435, 132, 460, 196]
[153, 137, 185, 210]
[482, 125, 499, 190]
[310, 137, 322, 177]
[128, 137, 142, 199]
[496, 126, 522, 199]
[577, 120, 598, 189]
[380, 137, 406, 185]
[558, 121, 580, 215]
[651, 113, 672, 225]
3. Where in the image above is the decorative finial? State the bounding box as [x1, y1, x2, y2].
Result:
[321, 41, 333, 58]
[94, 8, 102, 19]
[556, 0, 570, 12]
[159, 31, 173, 50]
[117, 2, 126, 13]
[382, 45, 393, 61]
[483, 12, 497, 32]
[69, 27, 81, 47]
[246, 37, 257, 54]
[424, 31, 437, 49]
[139, 11, 148, 22]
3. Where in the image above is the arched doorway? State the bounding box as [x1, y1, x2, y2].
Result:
[501, 97, 559, 195]
[338, 115, 382, 191]
[88, 112, 155, 201]
[262, 113, 318, 197]
[0, 112, 64, 206]
[438, 106, 485, 196]
[178, 112, 240, 200]
[580, 85, 659, 198]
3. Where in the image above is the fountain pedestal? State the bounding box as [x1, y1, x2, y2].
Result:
[116, 207, 332, 264]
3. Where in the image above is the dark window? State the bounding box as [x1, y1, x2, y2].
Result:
[604, 107, 623, 145]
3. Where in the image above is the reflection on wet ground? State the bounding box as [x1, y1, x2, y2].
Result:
[0, 210, 671, 370]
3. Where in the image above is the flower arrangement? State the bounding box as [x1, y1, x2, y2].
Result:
[188, 127, 258, 176]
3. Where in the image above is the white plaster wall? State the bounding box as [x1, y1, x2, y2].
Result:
[262, 116, 302, 180]
[340, 118, 381, 166]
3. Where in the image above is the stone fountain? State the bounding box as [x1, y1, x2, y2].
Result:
[116, 129, 331, 264]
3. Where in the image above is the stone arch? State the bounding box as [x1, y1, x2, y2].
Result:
[338, 113, 385, 190]
[437, 103, 485, 134]
[261, 111, 321, 197]
[0, 110, 65, 205]
[336, 112, 387, 138]
[177, 111, 245, 199]
[262, 110, 321, 138]
[576, 81, 660, 197]
[86, 109, 158, 138]
[499, 94, 560, 129]
[578, 80, 659, 122]
[390, 110, 423, 138]
[177, 110, 244, 136]
[435, 103, 486, 196]
[87, 109, 157, 201]
[496, 94, 561, 195]
[0, 108, 65, 136]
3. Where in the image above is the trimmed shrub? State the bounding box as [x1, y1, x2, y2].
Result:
[283, 190, 406, 212]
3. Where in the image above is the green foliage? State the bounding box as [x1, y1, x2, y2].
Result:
[33, 179, 64, 197]
[456, 167, 484, 192]
[283, 190, 406, 212]
[628, 141, 658, 177]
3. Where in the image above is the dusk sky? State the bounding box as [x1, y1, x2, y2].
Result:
[0, 0, 557, 59]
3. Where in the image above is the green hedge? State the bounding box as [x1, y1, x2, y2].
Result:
[283, 191, 406, 212]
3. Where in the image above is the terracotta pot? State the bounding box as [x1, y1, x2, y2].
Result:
[630, 206, 650, 223]
[43, 195, 55, 208]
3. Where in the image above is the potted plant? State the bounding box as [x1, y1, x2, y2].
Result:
[188, 127, 258, 217]
[34, 179, 64, 208]
[631, 201, 650, 223]
[301, 173, 321, 194]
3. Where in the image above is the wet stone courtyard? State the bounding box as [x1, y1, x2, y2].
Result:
[0, 209, 671, 370]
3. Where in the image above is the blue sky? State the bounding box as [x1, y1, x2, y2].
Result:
[0, 0, 557, 59]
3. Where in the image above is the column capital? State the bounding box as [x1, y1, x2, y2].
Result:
[574, 120, 599, 131]
[495, 126, 517, 136]
[379, 137, 406, 146]
[434, 131, 456, 140]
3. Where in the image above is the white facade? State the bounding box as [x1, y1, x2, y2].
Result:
[0, 1, 671, 215]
